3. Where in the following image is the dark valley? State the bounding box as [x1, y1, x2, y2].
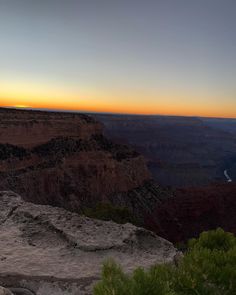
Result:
[94, 114, 236, 187]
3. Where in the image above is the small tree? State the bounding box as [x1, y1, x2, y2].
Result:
[93, 228, 236, 295]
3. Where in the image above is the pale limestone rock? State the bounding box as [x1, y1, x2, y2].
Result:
[0, 191, 177, 295]
[0, 287, 13, 295]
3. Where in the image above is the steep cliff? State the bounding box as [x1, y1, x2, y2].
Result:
[0, 108, 150, 212]
[145, 183, 236, 243]
[0, 108, 102, 147]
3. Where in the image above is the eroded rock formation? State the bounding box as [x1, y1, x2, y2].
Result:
[0, 108, 102, 148]
[0, 108, 150, 212]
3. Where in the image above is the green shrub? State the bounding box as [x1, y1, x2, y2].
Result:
[94, 260, 175, 295]
[188, 228, 236, 251]
[93, 228, 236, 295]
[175, 241, 187, 252]
[84, 203, 137, 224]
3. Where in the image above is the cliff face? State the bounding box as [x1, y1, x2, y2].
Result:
[145, 184, 236, 243]
[0, 108, 102, 148]
[0, 108, 150, 211]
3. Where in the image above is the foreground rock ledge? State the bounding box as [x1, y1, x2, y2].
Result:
[0, 191, 177, 295]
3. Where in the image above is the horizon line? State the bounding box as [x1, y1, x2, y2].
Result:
[1, 106, 236, 120]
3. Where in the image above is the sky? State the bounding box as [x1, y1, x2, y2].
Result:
[0, 0, 236, 118]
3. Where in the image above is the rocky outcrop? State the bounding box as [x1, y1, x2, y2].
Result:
[0, 108, 150, 212]
[0, 191, 177, 295]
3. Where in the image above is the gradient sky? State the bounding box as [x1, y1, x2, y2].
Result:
[0, 0, 236, 117]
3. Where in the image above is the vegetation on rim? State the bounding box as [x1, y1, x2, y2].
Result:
[94, 228, 236, 295]
[84, 203, 138, 225]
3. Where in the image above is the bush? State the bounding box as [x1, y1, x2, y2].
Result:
[93, 228, 236, 295]
[188, 227, 236, 251]
[94, 260, 175, 295]
[84, 203, 137, 224]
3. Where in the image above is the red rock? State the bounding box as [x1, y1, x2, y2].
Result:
[0, 108, 150, 211]
[0, 108, 102, 147]
[145, 183, 236, 243]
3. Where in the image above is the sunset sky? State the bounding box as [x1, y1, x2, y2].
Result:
[0, 0, 235, 118]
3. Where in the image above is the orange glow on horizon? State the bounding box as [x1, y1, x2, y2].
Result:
[13, 105, 31, 108]
[1, 97, 235, 119]
[0, 80, 235, 119]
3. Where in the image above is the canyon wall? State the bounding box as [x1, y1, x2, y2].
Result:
[0, 108, 102, 148]
[94, 114, 236, 187]
[0, 108, 150, 212]
[145, 183, 236, 243]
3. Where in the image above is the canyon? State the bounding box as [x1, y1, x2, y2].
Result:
[0, 108, 236, 247]
[94, 114, 236, 187]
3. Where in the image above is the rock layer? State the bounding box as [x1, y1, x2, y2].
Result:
[0, 191, 177, 295]
[0, 108, 102, 148]
[0, 108, 150, 212]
